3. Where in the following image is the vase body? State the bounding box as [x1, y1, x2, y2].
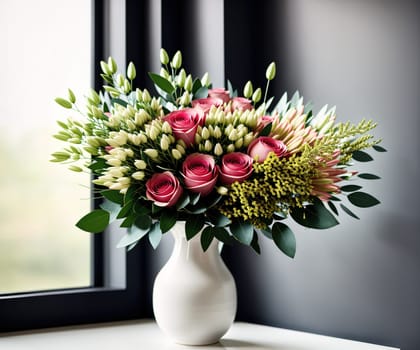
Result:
[152, 222, 237, 345]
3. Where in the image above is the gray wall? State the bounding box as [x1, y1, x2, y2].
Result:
[145, 1, 420, 349]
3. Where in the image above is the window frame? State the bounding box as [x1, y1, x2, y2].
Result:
[0, 0, 148, 333]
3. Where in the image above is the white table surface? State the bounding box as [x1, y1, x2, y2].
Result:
[0, 319, 398, 350]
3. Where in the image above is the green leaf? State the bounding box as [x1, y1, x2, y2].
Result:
[120, 215, 135, 228]
[117, 225, 149, 248]
[272, 222, 296, 258]
[340, 204, 360, 219]
[76, 209, 109, 233]
[160, 209, 177, 233]
[260, 228, 273, 240]
[190, 193, 201, 205]
[194, 86, 208, 99]
[200, 226, 214, 251]
[259, 122, 272, 137]
[186, 215, 205, 240]
[101, 190, 124, 205]
[206, 211, 231, 227]
[135, 215, 152, 230]
[230, 220, 253, 245]
[291, 198, 339, 229]
[373, 145, 387, 152]
[213, 227, 233, 244]
[192, 78, 203, 95]
[110, 98, 128, 108]
[340, 185, 362, 192]
[348, 192, 380, 208]
[176, 192, 190, 210]
[133, 200, 151, 215]
[358, 173, 381, 180]
[148, 222, 162, 249]
[116, 200, 133, 219]
[352, 150, 373, 162]
[250, 231, 261, 255]
[148, 72, 175, 95]
[99, 199, 121, 222]
[327, 200, 338, 215]
[55, 97, 72, 109]
[89, 158, 107, 173]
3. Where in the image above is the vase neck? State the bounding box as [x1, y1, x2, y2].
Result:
[170, 222, 219, 261]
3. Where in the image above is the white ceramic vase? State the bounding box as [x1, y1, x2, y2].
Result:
[152, 221, 237, 345]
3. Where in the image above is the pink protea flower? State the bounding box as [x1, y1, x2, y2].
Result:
[311, 150, 347, 201]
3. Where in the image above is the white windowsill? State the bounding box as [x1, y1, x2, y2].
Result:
[0, 319, 399, 350]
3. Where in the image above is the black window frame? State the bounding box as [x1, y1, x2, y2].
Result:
[0, 0, 148, 332]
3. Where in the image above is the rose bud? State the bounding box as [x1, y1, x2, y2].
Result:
[248, 136, 287, 163]
[231, 97, 253, 111]
[146, 171, 183, 207]
[192, 97, 224, 115]
[219, 152, 253, 185]
[208, 88, 230, 103]
[182, 153, 218, 196]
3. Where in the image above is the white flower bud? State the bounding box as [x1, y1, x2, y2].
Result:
[177, 69, 186, 87]
[214, 143, 224, 156]
[201, 127, 210, 140]
[176, 144, 186, 155]
[132, 171, 145, 181]
[184, 75, 193, 92]
[201, 72, 210, 87]
[160, 48, 169, 65]
[227, 144, 235, 153]
[204, 140, 213, 152]
[107, 158, 121, 167]
[180, 91, 191, 106]
[142, 89, 151, 103]
[171, 148, 183, 160]
[134, 159, 147, 169]
[235, 138, 244, 149]
[213, 126, 222, 139]
[160, 136, 170, 151]
[144, 148, 159, 159]
[171, 50, 182, 69]
[217, 186, 229, 196]
[162, 121, 172, 134]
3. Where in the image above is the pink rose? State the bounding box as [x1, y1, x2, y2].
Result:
[248, 136, 287, 163]
[219, 152, 253, 185]
[231, 97, 253, 111]
[163, 109, 202, 145]
[192, 97, 224, 115]
[146, 171, 183, 207]
[182, 153, 218, 196]
[255, 115, 275, 133]
[208, 88, 230, 103]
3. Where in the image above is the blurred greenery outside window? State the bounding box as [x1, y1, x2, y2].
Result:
[0, 0, 92, 293]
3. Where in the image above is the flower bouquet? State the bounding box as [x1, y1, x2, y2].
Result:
[52, 49, 385, 258]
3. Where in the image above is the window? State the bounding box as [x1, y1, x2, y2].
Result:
[0, 0, 146, 332]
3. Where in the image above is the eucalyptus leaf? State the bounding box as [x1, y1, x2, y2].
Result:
[192, 78, 202, 95]
[176, 192, 190, 210]
[250, 231, 261, 255]
[194, 86, 208, 99]
[373, 145, 387, 152]
[358, 173, 381, 180]
[99, 199, 121, 222]
[291, 198, 339, 229]
[230, 220, 253, 245]
[213, 227, 233, 245]
[348, 192, 380, 208]
[352, 150, 373, 162]
[260, 228, 273, 240]
[272, 222, 296, 258]
[340, 204, 360, 219]
[207, 211, 231, 227]
[76, 209, 110, 233]
[148, 222, 163, 249]
[117, 225, 149, 248]
[327, 200, 338, 215]
[340, 185, 362, 192]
